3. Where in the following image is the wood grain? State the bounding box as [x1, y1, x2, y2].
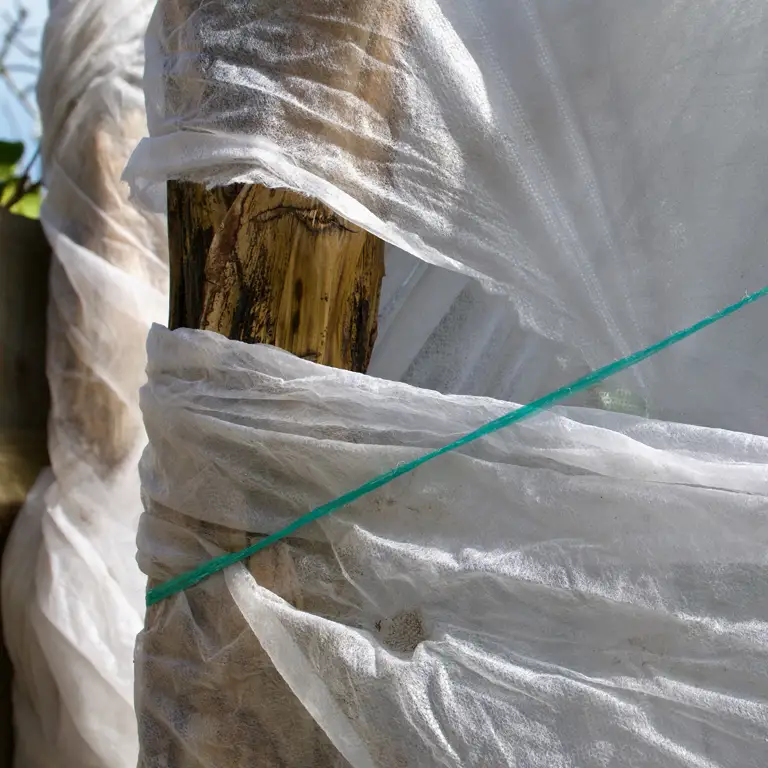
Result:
[167, 180, 243, 331]
[201, 185, 384, 370]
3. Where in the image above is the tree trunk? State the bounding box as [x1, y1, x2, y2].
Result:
[0, 209, 50, 517]
[137, 180, 384, 768]
[0, 208, 51, 768]
[167, 181, 383, 371]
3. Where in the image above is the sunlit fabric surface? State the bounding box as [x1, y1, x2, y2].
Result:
[139, 327, 768, 768]
[127, 2, 768, 766]
[128, 0, 768, 434]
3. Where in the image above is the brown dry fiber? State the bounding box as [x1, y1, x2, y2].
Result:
[45, 107, 167, 476]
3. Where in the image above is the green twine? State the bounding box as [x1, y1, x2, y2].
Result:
[146, 285, 768, 607]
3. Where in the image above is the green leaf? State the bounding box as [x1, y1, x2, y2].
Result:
[0, 180, 16, 205]
[9, 187, 42, 220]
[0, 140, 25, 182]
[0, 179, 42, 220]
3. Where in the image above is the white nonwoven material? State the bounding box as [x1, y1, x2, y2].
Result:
[126, 0, 768, 764]
[1, 0, 167, 766]
[126, 0, 768, 435]
[138, 326, 768, 768]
